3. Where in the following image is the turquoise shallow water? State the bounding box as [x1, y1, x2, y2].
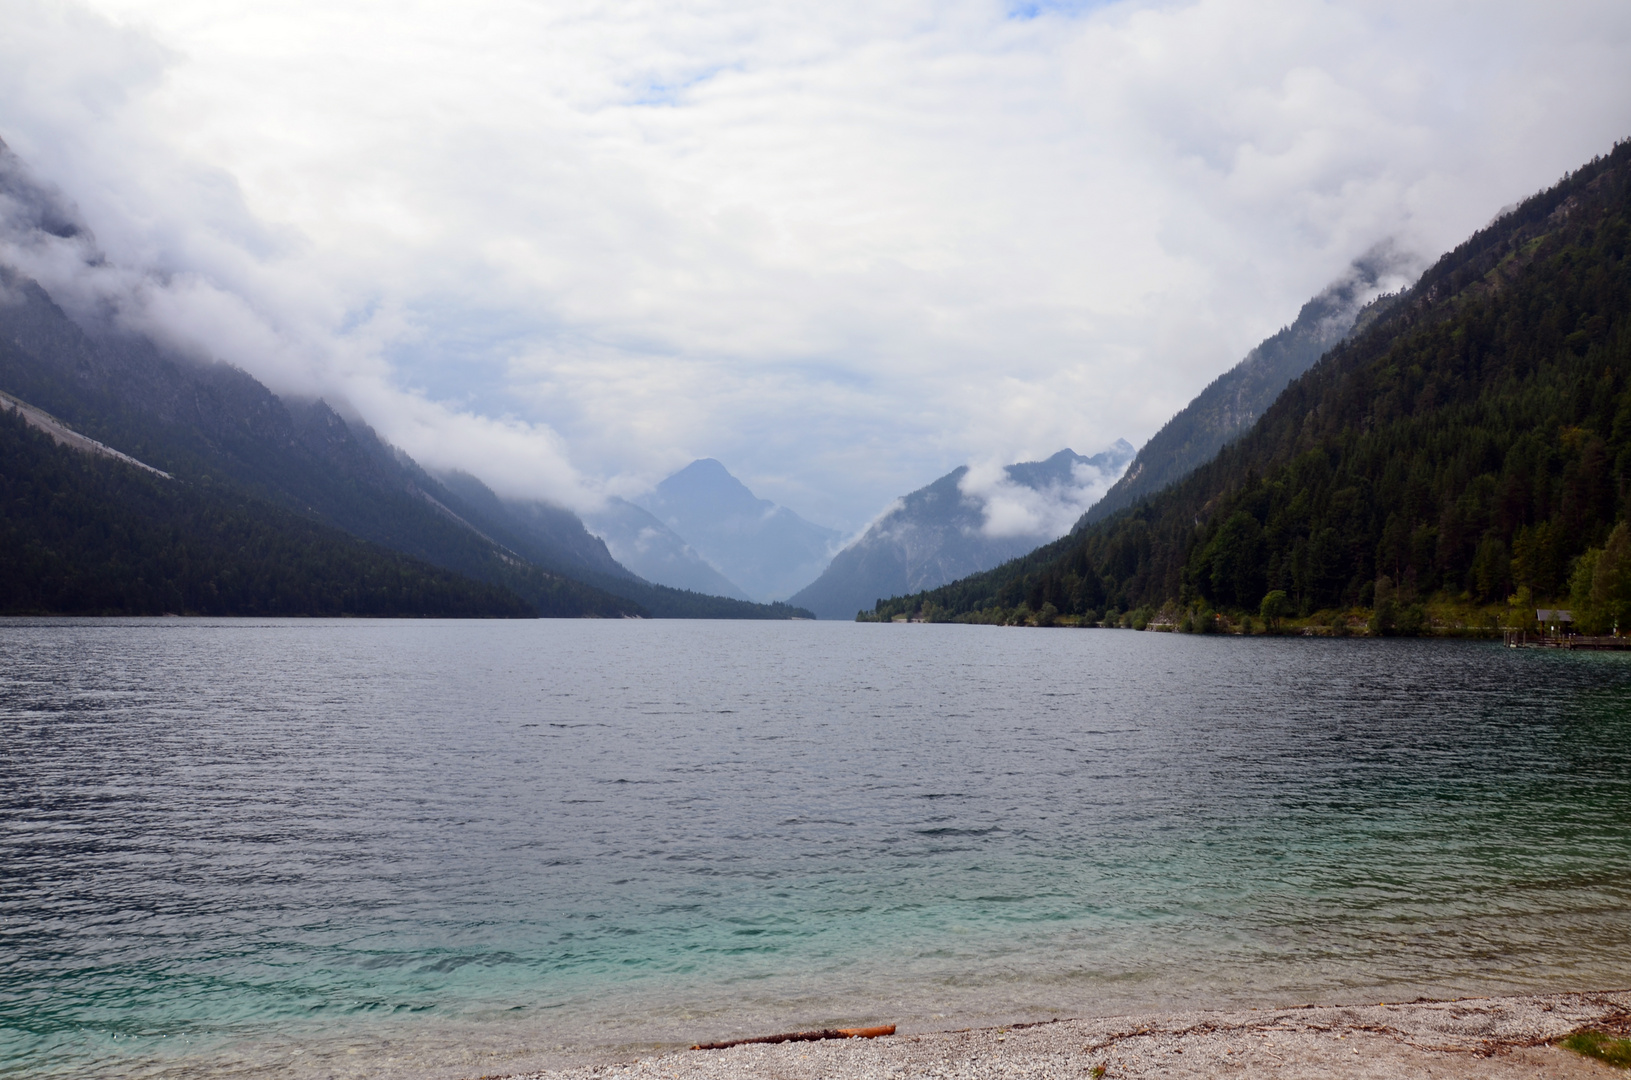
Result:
[2, 619, 1630, 1079]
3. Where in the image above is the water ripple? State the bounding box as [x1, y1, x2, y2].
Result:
[2, 620, 1629, 1078]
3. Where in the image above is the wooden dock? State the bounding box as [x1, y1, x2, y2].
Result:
[1504, 630, 1631, 650]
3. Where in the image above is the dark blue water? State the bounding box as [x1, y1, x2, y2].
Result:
[2, 620, 1629, 1079]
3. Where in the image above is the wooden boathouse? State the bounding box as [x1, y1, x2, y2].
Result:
[1506, 608, 1631, 649]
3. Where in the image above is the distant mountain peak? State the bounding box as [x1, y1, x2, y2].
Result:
[634, 459, 840, 602]
[645, 458, 773, 518]
[789, 442, 1132, 619]
[997, 444, 1133, 497]
[582, 496, 752, 601]
[671, 457, 728, 477]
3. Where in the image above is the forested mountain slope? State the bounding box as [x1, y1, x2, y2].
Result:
[0, 267, 641, 617]
[0, 406, 535, 617]
[869, 140, 1631, 626]
[1082, 249, 1412, 525]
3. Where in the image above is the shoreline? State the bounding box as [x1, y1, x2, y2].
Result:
[504, 990, 1631, 1080]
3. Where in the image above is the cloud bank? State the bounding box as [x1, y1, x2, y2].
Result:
[0, 0, 1628, 527]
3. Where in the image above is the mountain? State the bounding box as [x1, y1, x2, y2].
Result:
[431, 475, 806, 618]
[0, 266, 635, 616]
[1082, 246, 1418, 526]
[582, 497, 752, 600]
[0, 402, 534, 617]
[0, 138, 807, 619]
[789, 444, 1133, 620]
[431, 468, 632, 581]
[867, 139, 1631, 627]
[634, 459, 842, 601]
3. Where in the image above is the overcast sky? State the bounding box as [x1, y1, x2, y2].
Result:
[2, 0, 1629, 530]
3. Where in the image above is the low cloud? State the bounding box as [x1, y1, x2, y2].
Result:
[0, 129, 600, 510]
[1, 0, 1629, 528]
[960, 454, 1130, 540]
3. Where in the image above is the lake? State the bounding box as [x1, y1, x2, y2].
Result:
[2, 619, 1629, 1079]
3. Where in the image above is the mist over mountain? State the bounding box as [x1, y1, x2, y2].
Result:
[0, 262, 622, 615]
[0, 139, 813, 618]
[635, 459, 842, 602]
[429, 471, 802, 618]
[868, 139, 1631, 628]
[430, 469, 631, 580]
[582, 497, 752, 601]
[1082, 246, 1421, 527]
[790, 444, 1133, 620]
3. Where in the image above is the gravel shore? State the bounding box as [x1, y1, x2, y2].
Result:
[505, 991, 1631, 1080]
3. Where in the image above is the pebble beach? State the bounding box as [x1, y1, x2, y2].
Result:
[509, 991, 1631, 1080]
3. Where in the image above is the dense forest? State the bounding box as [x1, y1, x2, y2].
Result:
[0, 409, 611, 617]
[869, 140, 1631, 632]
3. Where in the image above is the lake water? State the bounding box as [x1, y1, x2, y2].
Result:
[2, 619, 1630, 1079]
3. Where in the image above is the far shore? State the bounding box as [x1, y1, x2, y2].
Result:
[501, 990, 1631, 1080]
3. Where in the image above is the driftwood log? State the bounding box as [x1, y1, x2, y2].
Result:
[691, 1025, 896, 1050]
